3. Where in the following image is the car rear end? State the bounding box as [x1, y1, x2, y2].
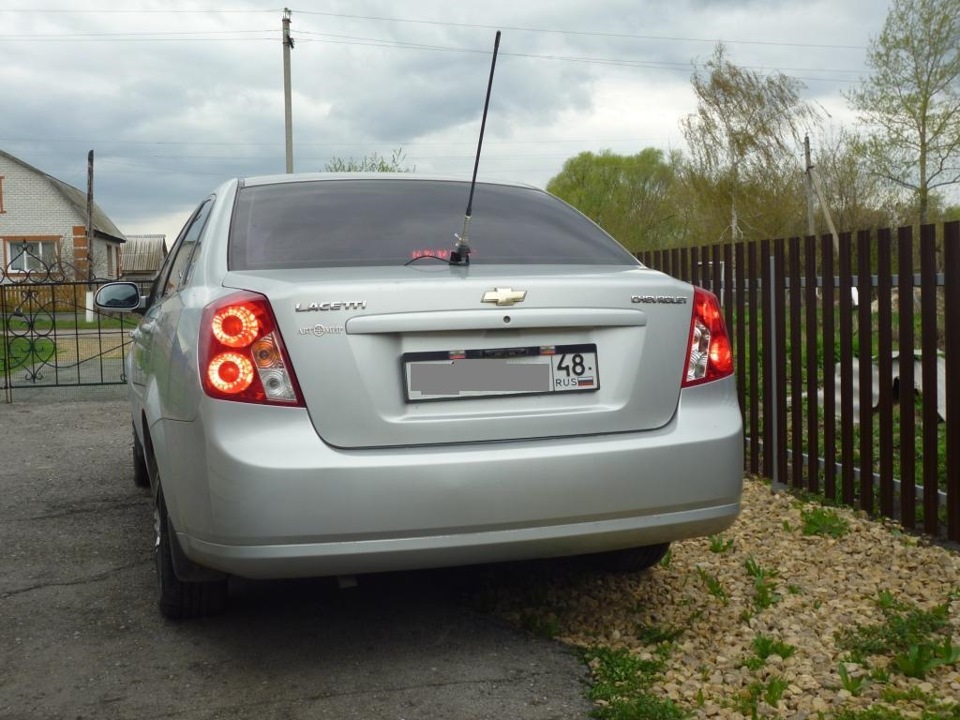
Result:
[162, 175, 743, 579]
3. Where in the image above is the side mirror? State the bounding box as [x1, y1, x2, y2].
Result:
[95, 282, 144, 313]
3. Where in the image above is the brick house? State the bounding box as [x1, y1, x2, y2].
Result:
[0, 149, 126, 281]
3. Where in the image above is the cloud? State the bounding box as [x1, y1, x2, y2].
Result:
[0, 0, 884, 241]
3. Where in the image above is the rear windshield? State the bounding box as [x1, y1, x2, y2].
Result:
[228, 179, 638, 269]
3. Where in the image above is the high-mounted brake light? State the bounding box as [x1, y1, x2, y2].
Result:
[199, 291, 304, 405]
[682, 287, 733, 387]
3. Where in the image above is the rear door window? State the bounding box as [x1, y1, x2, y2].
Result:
[228, 179, 637, 269]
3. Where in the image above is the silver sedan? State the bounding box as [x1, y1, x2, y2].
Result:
[97, 174, 743, 619]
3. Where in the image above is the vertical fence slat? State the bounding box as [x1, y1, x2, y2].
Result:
[876, 229, 894, 518]
[761, 239, 774, 478]
[774, 239, 788, 486]
[822, 234, 837, 500]
[748, 241, 761, 475]
[789, 237, 804, 487]
[723, 242, 734, 336]
[805, 235, 820, 493]
[839, 233, 856, 505]
[944, 221, 960, 541]
[857, 230, 875, 513]
[735, 241, 746, 423]
[920, 227, 940, 535]
[712, 243, 723, 302]
[897, 227, 916, 529]
[690, 246, 700, 288]
[1, 285, 10, 402]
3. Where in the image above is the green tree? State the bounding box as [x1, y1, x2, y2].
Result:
[682, 44, 819, 242]
[325, 148, 414, 172]
[546, 148, 682, 252]
[847, 0, 960, 223]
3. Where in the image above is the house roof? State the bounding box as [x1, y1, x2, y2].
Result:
[0, 149, 126, 243]
[121, 234, 167, 274]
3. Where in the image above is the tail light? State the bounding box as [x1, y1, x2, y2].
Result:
[682, 287, 733, 387]
[199, 291, 304, 406]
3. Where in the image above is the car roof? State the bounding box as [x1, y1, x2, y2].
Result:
[237, 172, 539, 192]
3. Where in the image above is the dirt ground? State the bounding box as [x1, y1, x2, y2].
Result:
[0, 396, 592, 720]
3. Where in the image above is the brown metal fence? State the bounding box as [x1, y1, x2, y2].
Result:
[638, 220, 960, 541]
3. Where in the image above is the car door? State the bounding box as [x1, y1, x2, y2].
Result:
[137, 198, 214, 425]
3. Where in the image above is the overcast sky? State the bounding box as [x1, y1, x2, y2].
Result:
[0, 1, 888, 243]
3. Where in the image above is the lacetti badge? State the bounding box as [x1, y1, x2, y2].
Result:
[481, 288, 527, 306]
[295, 300, 367, 312]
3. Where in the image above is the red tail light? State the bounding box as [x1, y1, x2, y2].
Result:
[682, 287, 733, 387]
[199, 291, 304, 406]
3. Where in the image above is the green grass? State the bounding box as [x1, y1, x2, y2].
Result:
[834, 706, 960, 720]
[0, 336, 56, 372]
[695, 566, 728, 604]
[735, 676, 789, 718]
[800, 506, 850, 537]
[892, 639, 960, 679]
[708, 535, 734, 553]
[3, 313, 136, 332]
[744, 557, 780, 610]
[837, 662, 869, 696]
[836, 592, 957, 680]
[751, 633, 796, 661]
[634, 622, 685, 646]
[582, 647, 688, 720]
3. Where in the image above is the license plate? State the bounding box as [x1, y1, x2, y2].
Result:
[403, 344, 599, 402]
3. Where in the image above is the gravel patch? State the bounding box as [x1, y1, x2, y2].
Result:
[486, 478, 960, 719]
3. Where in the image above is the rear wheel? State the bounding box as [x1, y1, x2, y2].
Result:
[155, 487, 227, 619]
[132, 424, 149, 489]
[596, 543, 670, 573]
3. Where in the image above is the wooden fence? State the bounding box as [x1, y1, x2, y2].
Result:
[638, 221, 960, 541]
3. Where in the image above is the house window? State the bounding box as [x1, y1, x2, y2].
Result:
[0, 176, 5, 213]
[4, 238, 59, 272]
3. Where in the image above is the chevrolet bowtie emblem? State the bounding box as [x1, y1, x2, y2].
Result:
[481, 287, 527, 307]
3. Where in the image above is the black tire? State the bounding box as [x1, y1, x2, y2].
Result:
[596, 543, 671, 573]
[132, 424, 150, 489]
[155, 488, 227, 619]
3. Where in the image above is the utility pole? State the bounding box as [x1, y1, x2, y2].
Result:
[86, 150, 94, 283]
[804, 135, 816, 237]
[282, 8, 294, 173]
[805, 136, 840, 257]
[85, 149, 95, 321]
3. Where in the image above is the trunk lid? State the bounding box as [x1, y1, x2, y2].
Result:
[223, 265, 694, 449]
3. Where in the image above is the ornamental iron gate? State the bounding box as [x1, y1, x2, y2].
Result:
[1, 251, 139, 402]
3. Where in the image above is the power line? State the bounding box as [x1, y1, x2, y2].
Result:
[293, 30, 864, 80]
[0, 30, 275, 42]
[0, 8, 279, 13]
[0, 6, 868, 51]
[0, 9, 867, 80]
[292, 9, 868, 51]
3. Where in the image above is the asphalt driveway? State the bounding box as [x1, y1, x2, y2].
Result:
[0, 396, 592, 720]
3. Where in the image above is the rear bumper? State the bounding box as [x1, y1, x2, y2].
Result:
[158, 379, 743, 579]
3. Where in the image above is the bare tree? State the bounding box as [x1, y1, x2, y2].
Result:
[682, 44, 820, 242]
[325, 148, 414, 173]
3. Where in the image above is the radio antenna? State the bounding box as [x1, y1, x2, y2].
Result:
[450, 30, 501, 266]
